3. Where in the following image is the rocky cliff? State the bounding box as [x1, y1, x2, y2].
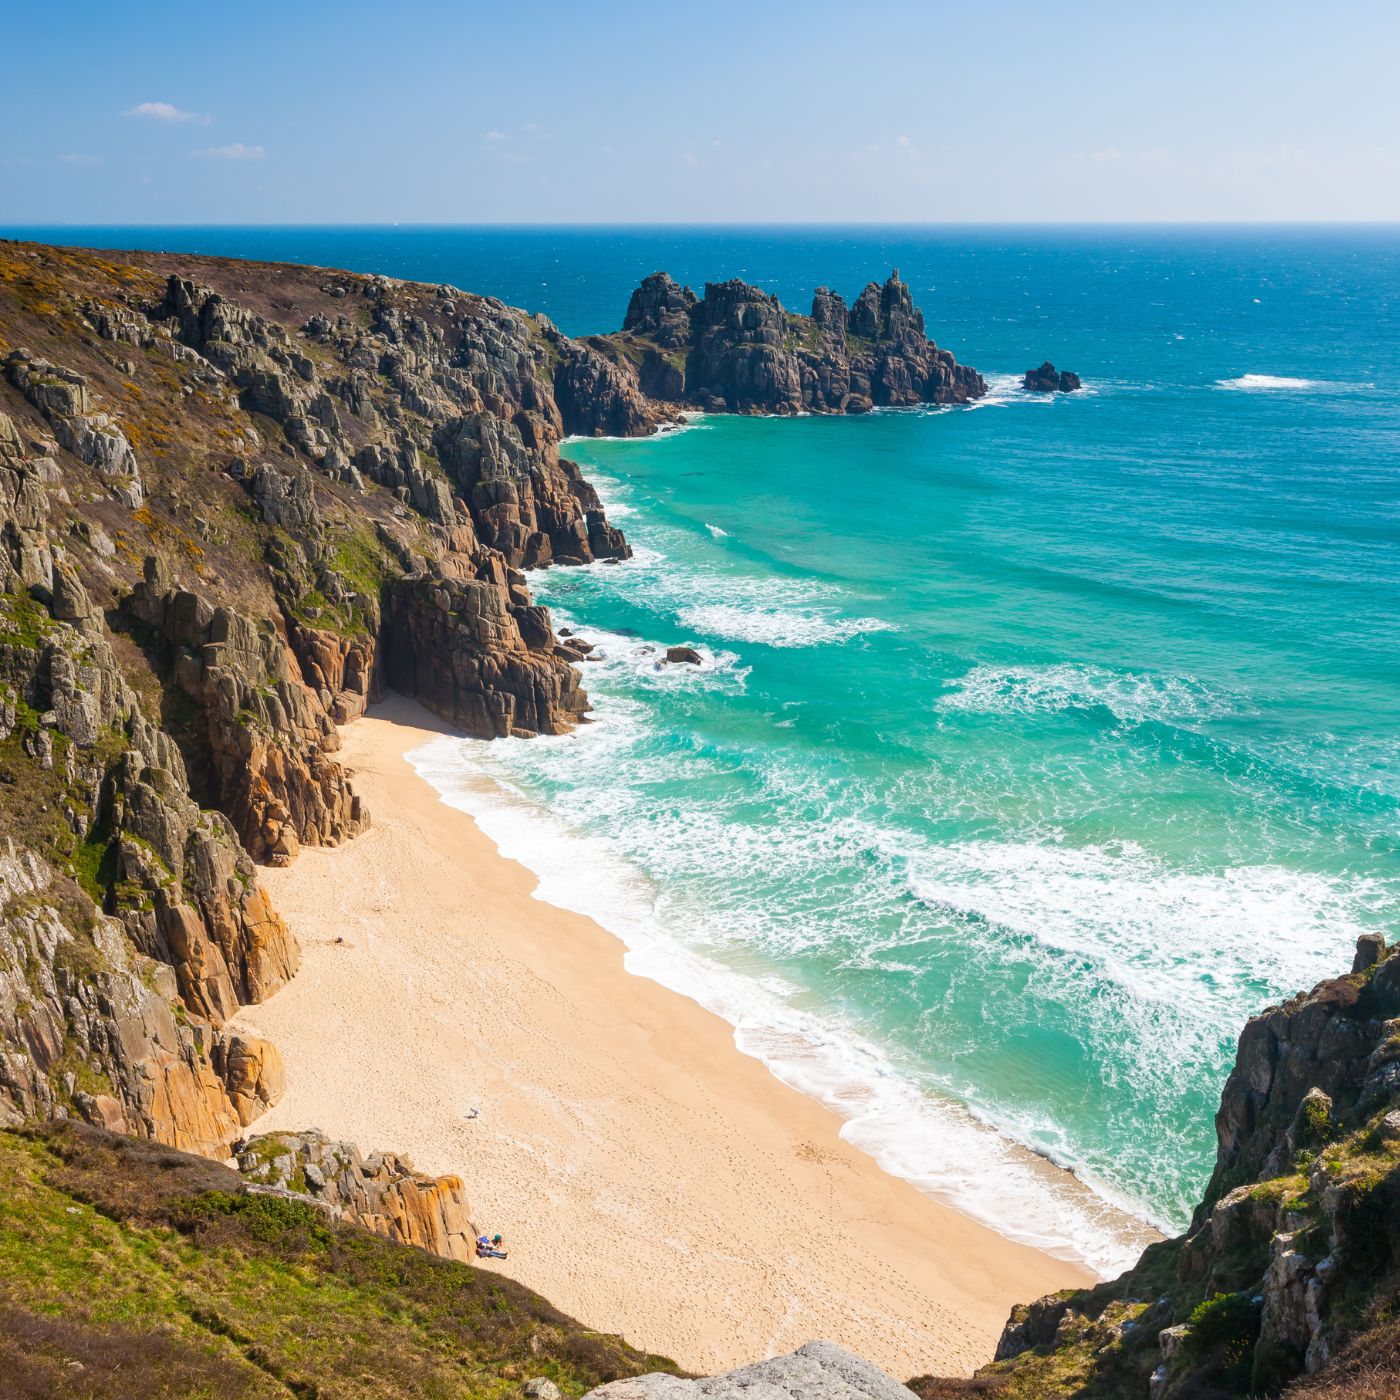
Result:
[939, 933, 1400, 1400]
[0, 240, 997, 1162]
[236, 1127, 478, 1261]
[590, 269, 985, 414]
[0, 237, 656, 1165]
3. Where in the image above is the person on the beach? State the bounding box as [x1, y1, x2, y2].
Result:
[476, 1232, 508, 1259]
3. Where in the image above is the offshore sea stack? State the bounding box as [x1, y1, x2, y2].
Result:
[590, 268, 986, 414]
[1023, 359, 1081, 393]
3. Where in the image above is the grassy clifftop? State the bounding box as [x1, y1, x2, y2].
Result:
[0, 1122, 679, 1399]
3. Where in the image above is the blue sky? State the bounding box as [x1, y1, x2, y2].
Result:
[2, 0, 1397, 223]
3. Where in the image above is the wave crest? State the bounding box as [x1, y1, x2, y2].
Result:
[938, 662, 1252, 725]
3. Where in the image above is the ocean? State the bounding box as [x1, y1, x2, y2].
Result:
[17, 224, 1400, 1275]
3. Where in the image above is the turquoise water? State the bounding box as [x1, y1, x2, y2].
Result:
[19, 225, 1400, 1272]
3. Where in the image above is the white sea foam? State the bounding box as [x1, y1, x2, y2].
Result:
[535, 516, 896, 651]
[964, 372, 1059, 410]
[705, 522, 730, 538]
[404, 733, 1158, 1276]
[900, 838, 1367, 1023]
[1215, 374, 1320, 391]
[553, 609, 750, 695]
[677, 602, 893, 649]
[938, 662, 1253, 725]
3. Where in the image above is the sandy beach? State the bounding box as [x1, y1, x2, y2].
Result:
[231, 694, 1093, 1378]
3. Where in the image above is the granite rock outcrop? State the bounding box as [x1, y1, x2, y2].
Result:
[586, 1341, 917, 1400]
[0, 237, 644, 1149]
[238, 1127, 477, 1261]
[595, 269, 985, 415]
[978, 933, 1400, 1399]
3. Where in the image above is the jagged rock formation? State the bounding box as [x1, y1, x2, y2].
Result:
[0, 237, 645, 1150]
[587, 1341, 916, 1400]
[1023, 361, 1081, 393]
[971, 933, 1400, 1399]
[0, 841, 280, 1157]
[5, 350, 144, 506]
[591, 268, 985, 414]
[124, 555, 366, 865]
[237, 1128, 477, 1261]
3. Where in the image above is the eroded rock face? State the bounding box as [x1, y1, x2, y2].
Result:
[5, 351, 143, 505]
[238, 1129, 476, 1261]
[0, 842, 281, 1157]
[382, 571, 587, 738]
[125, 556, 366, 865]
[600, 268, 985, 414]
[985, 934, 1400, 1400]
[585, 1342, 917, 1400]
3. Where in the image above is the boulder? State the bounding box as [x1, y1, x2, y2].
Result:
[583, 1342, 917, 1400]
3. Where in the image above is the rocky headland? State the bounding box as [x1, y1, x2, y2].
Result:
[0, 238, 1395, 1399]
[588, 268, 986, 414]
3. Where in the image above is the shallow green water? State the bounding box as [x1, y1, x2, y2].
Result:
[413, 232, 1400, 1270]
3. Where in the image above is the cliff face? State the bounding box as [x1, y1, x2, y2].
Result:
[968, 934, 1400, 1400]
[0, 237, 645, 1154]
[591, 269, 985, 414]
[0, 237, 995, 1275]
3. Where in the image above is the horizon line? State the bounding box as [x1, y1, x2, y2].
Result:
[4, 219, 1400, 231]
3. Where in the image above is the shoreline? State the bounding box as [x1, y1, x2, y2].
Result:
[232, 694, 1096, 1378]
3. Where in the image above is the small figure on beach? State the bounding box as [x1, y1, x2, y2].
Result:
[476, 1232, 508, 1259]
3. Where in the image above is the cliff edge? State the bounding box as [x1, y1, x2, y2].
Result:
[931, 934, 1400, 1399]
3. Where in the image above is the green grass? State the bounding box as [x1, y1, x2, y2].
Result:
[0, 1124, 681, 1399]
[0, 590, 55, 649]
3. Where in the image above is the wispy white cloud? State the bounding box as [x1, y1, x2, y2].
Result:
[194, 142, 267, 160]
[126, 101, 209, 124]
[484, 130, 507, 141]
[59, 153, 102, 166]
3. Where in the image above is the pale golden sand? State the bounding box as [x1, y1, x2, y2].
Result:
[232, 694, 1095, 1378]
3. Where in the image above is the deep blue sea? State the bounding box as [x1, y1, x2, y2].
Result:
[16, 225, 1399, 1273]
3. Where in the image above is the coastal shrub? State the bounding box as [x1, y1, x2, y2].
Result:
[174, 1190, 334, 1252]
[1185, 1290, 1260, 1372]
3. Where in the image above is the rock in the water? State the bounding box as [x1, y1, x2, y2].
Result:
[583, 1341, 917, 1400]
[1023, 360, 1081, 393]
[664, 645, 702, 666]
